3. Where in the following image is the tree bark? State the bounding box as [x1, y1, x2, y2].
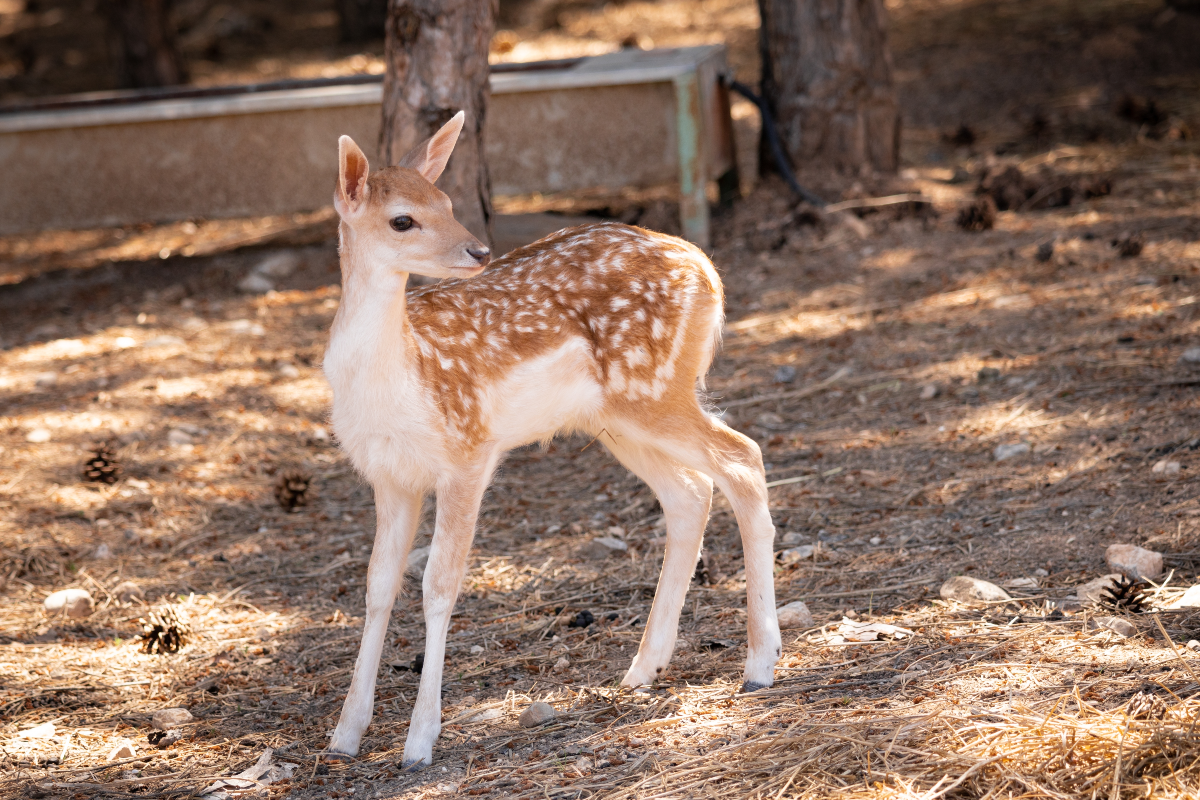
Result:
[103, 0, 188, 89]
[757, 0, 899, 176]
[337, 0, 389, 43]
[380, 0, 496, 245]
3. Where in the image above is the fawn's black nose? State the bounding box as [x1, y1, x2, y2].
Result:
[467, 245, 491, 266]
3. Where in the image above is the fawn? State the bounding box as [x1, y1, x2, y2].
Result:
[324, 112, 781, 767]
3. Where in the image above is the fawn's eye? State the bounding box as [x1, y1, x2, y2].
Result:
[390, 215, 414, 232]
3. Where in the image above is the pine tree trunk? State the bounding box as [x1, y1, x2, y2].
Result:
[757, 0, 899, 176]
[103, 0, 187, 89]
[380, 0, 496, 245]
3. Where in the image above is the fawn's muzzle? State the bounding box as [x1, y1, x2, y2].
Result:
[467, 245, 491, 266]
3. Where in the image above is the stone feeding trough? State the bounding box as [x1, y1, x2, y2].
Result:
[0, 46, 737, 248]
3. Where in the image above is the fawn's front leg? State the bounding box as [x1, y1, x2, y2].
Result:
[402, 466, 494, 768]
[329, 484, 423, 758]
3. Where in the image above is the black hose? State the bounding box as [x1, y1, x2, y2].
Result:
[726, 78, 827, 208]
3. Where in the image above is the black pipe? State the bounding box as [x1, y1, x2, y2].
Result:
[726, 78, 826, 208]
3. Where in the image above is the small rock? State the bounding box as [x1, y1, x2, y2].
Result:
[778, 545, 815, 564]
[114, 581, 144, 603]
[920, 384, 940, 400]
[34, 371, 58, 389]
[582, 536, 627, 559]
[776, 600, 814, 629]
[25, 428, 52, 443]
[406, 546, 430, 578]
[958, 387, 980, 402]
[167, 428, 194, 446]
[869, 536, 882, 546]
[93, 543, 113, 559]
[552, 656, 571, 673]
[1076, 574, 1121, 604]
[149, 729, 183, 748]
[1089, 617, 1137, 638]
[940, 576, 1011, 606]
[1176, 585, 1200, 608]
[1106, 543, 1164, 580]
[1152, 459, 1181, 476]
[977, 367, 1001, 383]
[18, 722, 56, 739]
[1180, 347, 1200, 367]
[466, 707, 503, 723]
[107, 740, 137, 761]
[994, 442, 1030, 461]
[151, 708, 193, 731]
[779, 532, 804, 546]
[470, 644, 484, 655]
[755, 411, 784, 428]
[574, 756, 594, 773]
[254, 251, 300, 279]
[237, 273, 275, 294]
[518, 702, 557, 728]
[44, 588, 93, 619]
[276, 362, 300, 379]
[1188, 640, 1200, 652]
[774, 365, 797, 384]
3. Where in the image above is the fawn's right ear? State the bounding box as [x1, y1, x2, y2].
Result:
[336, 135, 370, 215]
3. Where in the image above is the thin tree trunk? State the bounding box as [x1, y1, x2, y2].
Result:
[757, 0, 899, 176]
[103, 0, 187, 89]
[380, 0, 496, 245]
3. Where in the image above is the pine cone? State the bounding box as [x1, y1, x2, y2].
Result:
[956, 196, 997, 231]
[138, 605, 191, 654]
[1098, 575, 1152, 612]
[275, 471, 312, 511]
[1127, 690, 1167, 720]
[82, 443, 121, 484]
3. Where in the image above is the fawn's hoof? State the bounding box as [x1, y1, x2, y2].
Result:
[740, 680, 770, 693]
[401, 757, 430, 772]
[324, 751, 355, 763]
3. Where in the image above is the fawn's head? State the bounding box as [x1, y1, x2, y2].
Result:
[335, 111, 490, 281]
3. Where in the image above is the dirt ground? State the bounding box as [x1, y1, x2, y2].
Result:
[3, 0, 1200, 799]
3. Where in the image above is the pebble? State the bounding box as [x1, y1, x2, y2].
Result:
[237, 273, 275, 294]
[778, 545, 815, 564]
[44, 588, 94, 619]
[552, 656, 571, 673]
[920, 384, 940, 400]
[780, 532, 804, 546]
[254, 251, 300, 279]
[167, 428, 194, 446]
[1152, 459, 1181, 476]
[1088, 617, 1137, 638]
[107, 740, 137, 761]
[774, 365, 797, 384]
[406, 546, 430, 578]
[994, 442, 1030, 461]
[18, 722, 56, 739]
[1180, 347, 1200, 367]
[574, 756, 594, 773]
[518, 702, 557, 728]
[25, 428, 52, 443]
[1074, 574, 1121, 604]
[470, 644, 484, 655]
[776, 600, 814, 629]
[939, 576, 1011, 606]
[34, 371, 58, 389]
[151, 708, 193, 731]
[1106, 543, 1164, 580]
[277, 362, 301, 379]
[582, 536, 627, 559]
[1176, 585, 1200, 608]
[1188, 640, 1200, 652]
[114, 581, 145, 603]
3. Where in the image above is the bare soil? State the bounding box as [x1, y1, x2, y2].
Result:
[3, 1, 1200, 799]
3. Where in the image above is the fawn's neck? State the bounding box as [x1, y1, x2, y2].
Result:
[328, 230, 416, 376]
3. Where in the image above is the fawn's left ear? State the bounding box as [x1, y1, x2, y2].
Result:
[336, 135, 371, 215]
[398, 111, 465, 184]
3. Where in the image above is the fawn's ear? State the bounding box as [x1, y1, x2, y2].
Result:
[336, 135, 370, 214]
[398, 111, 465, 184]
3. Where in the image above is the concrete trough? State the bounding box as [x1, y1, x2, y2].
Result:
[0, 46, 736, 247]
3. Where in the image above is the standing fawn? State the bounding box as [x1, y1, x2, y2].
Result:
[324, 112, 781, 767]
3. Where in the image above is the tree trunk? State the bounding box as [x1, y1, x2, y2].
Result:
[380, 0, 496, 245]
[757, 0, 899, 176]
[103, 0, 188, 89]
[337, 0, 389, 43]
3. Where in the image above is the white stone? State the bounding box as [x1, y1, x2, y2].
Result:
[1152, 459, 1182, 476]
[778, 545, 815, 564]
[406, 546, 430, 578]
[167, 428, 194, 446]
[776, 600, 814, 629]
[254, 252, 300, 279]
[920, 384, 940, 400]
[552, 656, 571, 673]
[465, 707, 503, 723]
[152, 708, 193, 731]
[582, 536, 627, 559]
[277, 362, 300, 379]
[994, 442, 1031, 461]
[44, 588, 93, 619]
[1179, 346, 1200, 366]
[1106, 543, 1164, 580]
[1089, 617, 1137, 638]
[107, 739, 136, 761]
[939, 576, 1011, 606]
[25, 428, 52, 443]
[34, 371, 58, 389]
[238, 273, 275, 294]
[18, 722, 56, 739]
[469, 644, 484, 655]
[779, 532, 804, 546]
[1177, 585, 1200, 608]
[518, 702, 557, 728]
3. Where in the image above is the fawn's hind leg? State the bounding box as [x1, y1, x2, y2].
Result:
[643, 411, 781, 691]
[603, 432, 713, 687]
